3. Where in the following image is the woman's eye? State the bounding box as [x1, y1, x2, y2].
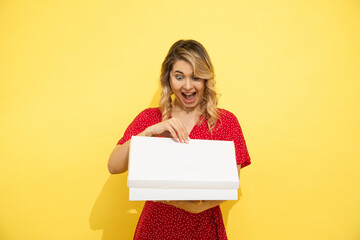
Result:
[176, 75, 183, 80]
[192, 76, 199, 80]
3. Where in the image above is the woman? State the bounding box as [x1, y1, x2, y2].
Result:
[108, 39, 251, 239]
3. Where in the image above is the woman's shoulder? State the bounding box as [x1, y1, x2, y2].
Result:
[135, 107, 162, 120]
[217, 108, 238, 121]
[139, 107, 161, 115]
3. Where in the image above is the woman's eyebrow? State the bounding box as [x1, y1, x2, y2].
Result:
[174, 70, 195, 75]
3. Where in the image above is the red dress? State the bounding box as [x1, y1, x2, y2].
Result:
[117, 108, 251, 240]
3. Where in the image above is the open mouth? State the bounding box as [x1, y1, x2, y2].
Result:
[181, 92, 196, 103]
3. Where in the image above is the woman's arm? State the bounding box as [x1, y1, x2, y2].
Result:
[107, 130, 150, 174]
[108, 117, 189, 174]
[159, 165, 241, 213]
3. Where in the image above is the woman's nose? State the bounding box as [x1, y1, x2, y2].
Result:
[184, 78, 192, 90]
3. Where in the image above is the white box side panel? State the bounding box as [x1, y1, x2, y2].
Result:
[129, 188, 238, 201]
[128, 136, 239, 189]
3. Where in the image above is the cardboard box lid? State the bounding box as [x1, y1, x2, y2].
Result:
[128, 136, 239, 189]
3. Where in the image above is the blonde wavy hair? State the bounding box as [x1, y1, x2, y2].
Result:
[159, 39, 219, 132]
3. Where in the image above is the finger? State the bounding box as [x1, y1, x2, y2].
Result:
[165, 122, 180, 142]
[169, 119, 185, 143]
[169, 118, 188, 143]
[167, 119, 184, 143]
[173, 118, 189, 142]
[155, 201, 170, 205]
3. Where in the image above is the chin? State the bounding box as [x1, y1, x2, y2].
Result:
[181, 101, 200, 111]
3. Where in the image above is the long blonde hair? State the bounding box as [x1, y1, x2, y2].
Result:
[159, 40, 219, 132]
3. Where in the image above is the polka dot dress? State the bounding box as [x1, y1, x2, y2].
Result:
[117, 108, 251, 240]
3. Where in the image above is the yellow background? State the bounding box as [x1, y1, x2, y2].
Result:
[1, 0, 359, 239]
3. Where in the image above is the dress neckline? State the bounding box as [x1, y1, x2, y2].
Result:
[169, 114, 205, 138]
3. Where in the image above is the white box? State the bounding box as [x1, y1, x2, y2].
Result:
[128, 136, 239, 201]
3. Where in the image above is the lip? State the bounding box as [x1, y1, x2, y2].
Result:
[181, 92, 196, 104]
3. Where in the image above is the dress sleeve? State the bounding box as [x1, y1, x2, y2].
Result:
[117, 109, 153, 145]
[225, 112, 251, 168]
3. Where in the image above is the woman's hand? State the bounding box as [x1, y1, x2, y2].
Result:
[143, 117, 189, 143]
[156, 200, 225, 214]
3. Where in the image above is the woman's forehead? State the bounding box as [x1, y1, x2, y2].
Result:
[172, 60, 193, 74]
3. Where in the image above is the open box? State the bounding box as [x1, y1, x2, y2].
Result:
[128, 136, 239, 201]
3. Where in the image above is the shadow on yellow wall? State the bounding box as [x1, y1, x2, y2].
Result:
[89, 87, 240, 238]
[90, 173, 144, 239]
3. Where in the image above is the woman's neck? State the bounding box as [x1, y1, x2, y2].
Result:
[171, 102, 203, 134]
[171, 100, 202, 117]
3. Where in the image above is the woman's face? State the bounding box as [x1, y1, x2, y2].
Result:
[169, 60, 205, 112]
